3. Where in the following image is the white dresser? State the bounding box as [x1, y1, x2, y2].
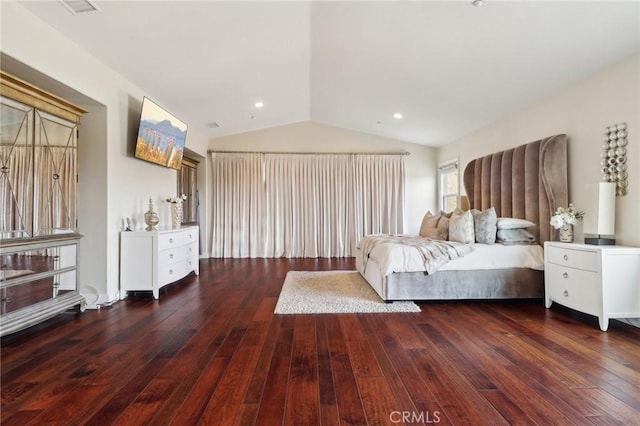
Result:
[120, 226, 199, 299]
[544, 241, 640, 331]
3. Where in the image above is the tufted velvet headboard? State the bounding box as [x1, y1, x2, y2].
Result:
[462, 134, 568, 245]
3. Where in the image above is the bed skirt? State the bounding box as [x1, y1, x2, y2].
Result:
[356, 254, 543, 301]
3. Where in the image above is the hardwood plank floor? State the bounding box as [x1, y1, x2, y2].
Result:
[2, 258, 639, 425]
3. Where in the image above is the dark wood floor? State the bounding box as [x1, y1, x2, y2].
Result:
[2, 258, 639, 425]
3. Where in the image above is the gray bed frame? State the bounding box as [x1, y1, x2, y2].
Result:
[357, 134, 569, 301]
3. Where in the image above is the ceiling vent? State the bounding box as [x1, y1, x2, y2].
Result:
[59, 0, 101, 15]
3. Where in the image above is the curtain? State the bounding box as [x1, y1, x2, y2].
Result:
[209, 152, 405, 258]
[210, 153, 264, 257]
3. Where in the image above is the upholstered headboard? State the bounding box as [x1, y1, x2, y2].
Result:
[462, 134, 568, 245]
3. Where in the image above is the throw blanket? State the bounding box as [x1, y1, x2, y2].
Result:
[358, 234, 474, 276]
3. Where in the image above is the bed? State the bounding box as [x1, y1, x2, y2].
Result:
[356, 134, 568, 301]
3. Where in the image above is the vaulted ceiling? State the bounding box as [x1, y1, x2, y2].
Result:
[18, 1, 640, 147]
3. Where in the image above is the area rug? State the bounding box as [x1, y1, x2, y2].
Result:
[274, 270, 421, 314]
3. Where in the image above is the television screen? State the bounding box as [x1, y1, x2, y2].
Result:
[134, 97, 187, 170]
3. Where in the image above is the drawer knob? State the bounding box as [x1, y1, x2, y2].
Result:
[563, 254, 568, 261]
[169, 269, 173, 275]
[562, 272, 568, 279]
[563, 290, 569, 297]
[169, 253, 174, 259]
[169, 238, 173, 243]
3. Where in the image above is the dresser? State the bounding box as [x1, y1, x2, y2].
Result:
[120, 226, 199, 299]
[544, 241, 640, 331]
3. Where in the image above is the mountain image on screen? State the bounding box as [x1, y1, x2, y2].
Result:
[135, 117, 187, 169]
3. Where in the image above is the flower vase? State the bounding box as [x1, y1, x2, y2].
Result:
[559, 224, 573, 243]
[171, 203, 183, 228]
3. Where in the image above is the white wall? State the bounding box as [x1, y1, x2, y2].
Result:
[1, 3, 208, 305]
[208, 121, 438, 256]
[439, 54, 640, 247]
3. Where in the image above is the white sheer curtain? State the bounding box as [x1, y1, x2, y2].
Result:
[263, 154, 353, 257]
[210, 152, 264, 257]
[209, 152, 405, 258]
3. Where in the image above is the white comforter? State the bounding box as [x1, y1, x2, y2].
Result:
[358, 236, 544, 276]
[357, 234, 474, 276]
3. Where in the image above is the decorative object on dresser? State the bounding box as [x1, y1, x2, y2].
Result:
[601, 122, 628, 196]
[120, 226, 199, 299]
[165, 194, 187, 228]
[583, 182, 616, 245]
[544, 241, 640, 331]
[144, 198, 159, 231]
[549, 204, 584, 243]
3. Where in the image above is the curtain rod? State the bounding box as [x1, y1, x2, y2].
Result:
[207, 150, 410, 156]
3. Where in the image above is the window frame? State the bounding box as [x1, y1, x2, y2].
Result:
[439, 158, 459, 212]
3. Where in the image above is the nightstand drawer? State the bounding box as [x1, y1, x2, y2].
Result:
[547, 264, 599, 313]
[547, 246, 598, 272]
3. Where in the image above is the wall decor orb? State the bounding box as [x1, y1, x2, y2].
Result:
[601, 122, 628, 196]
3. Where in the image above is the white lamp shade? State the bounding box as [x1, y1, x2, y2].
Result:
[583, 182, 616, 236]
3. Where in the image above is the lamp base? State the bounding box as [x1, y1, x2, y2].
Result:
[584, 237, 616, 246]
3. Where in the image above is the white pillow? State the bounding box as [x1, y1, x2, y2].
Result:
[449, 210, 475, 244]
[496, 217, 536, 230]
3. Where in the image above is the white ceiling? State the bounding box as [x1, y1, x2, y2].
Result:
[18, 1, 640, 147]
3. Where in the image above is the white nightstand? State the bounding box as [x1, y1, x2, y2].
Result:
[544, 241, 640, 331]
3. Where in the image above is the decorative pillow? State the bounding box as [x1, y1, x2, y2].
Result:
[449, 210, 475, 244]
[421, 227, 448, 240]
[496, 217, 536, 230]
[437, 215, 450, 240]
[440, 208, 463, 219]
[419, 211, 441, 237]
[471, 207, 497, 244]
[496, 229, 537, 245]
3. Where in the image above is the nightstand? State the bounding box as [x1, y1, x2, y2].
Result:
[544, 241, 640, 331]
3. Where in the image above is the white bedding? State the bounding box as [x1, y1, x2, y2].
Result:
[357, 239, 543, 277]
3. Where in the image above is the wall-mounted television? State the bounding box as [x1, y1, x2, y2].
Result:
[134, 97, 187, 170]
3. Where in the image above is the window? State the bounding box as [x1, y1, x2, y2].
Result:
[439, 160, 459, 212]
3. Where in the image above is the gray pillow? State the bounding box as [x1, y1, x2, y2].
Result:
[471, 207, 497, 244]
[496, 229, 537, 245]
[449, 210, 474, 244]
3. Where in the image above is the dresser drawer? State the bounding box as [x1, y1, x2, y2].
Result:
[158, 232, 181, 249]
[159, 246, 187, 265]
[547, 264, 600, 314]
[185, 242, 198, 259]
[183, 229, 198, 245]
[547, 246, 598, 272]
[159, 261, 187, 286]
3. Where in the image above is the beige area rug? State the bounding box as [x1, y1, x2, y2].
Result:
[1, 270, 34, 280]
[274, 270, 421, 314]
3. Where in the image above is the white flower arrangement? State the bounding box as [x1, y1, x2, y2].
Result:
[165, 194, 187, 204]
[550, 203, 585, 229]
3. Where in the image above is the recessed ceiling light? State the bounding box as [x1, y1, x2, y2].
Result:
[472, 0, 484, 6]
[393, 112, 403, 119]
[254, 101, 264, 109]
